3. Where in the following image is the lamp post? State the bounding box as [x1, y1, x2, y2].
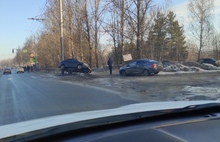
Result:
[59, 0, 64, 61]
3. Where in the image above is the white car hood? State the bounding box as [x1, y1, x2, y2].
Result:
[0, 101, 219, 140]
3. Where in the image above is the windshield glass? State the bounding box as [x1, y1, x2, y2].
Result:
[0, 0, 220, 134]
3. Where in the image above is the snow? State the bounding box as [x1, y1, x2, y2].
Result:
[180, 86, 220, 100]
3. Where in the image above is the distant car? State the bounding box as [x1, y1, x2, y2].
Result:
[119, 59, 163, 76]
[3, 68, 12, 74]
[197, 58, 219, 67]
[58, 58, 91, 74]
[17, 67, 24, 73]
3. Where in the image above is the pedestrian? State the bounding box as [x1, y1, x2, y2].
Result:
[27, 65, 30, 73]
[107, 58, 113, 75]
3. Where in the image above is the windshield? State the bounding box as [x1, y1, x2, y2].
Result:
[0, 0, 220, 139]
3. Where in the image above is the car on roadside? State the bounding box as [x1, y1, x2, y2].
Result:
[197, 58, 219, 67]
[3, 67, 12, 74]
[58, 58, 91, 74]
[119, 59, 163, 76]
[16, 67, 24, 73]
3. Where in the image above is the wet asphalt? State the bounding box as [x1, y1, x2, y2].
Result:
[0, 70, 137, 126]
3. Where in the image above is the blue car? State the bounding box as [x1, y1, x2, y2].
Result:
[119, 59, 163, 76]
[58, 59, 91, 74]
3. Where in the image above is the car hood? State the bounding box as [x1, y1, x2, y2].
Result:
[120, 64, 128, 70]
[0, 101, 219, 141]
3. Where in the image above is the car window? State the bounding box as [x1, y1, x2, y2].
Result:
[128, 61, 137, 67]
[136, 61, 145, 66]
[204, 59, 215, 64]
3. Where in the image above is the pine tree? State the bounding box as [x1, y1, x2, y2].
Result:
[167, 11, 188, 61]
[146, 11, 188, 61]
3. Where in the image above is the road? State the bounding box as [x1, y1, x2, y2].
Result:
[0, 70, 137, 126]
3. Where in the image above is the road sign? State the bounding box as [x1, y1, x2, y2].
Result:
[123, 54, 132, 62]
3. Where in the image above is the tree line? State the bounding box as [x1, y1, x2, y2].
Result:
[9, 0, 220, 68]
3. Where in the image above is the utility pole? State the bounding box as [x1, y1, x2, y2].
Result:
[60, 0, 64, 61]
[33, 35, 37, 65]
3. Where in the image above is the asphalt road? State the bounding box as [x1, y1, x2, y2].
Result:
[0, 70, 137, 126]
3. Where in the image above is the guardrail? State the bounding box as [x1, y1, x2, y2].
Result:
[38, 68, 61, 74]
[37, 66, 121, 74]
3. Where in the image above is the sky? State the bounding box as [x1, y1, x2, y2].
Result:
[0, 0, 219, 61]
[0, 0, 46, 60]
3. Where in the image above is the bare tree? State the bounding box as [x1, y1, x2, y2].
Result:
[188, 0, 214, 60]
[83, 0, 93, 67]
[125, 0, 153, 59]
[211, 32, 220, 59]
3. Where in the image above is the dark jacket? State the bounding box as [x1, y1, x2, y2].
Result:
[107, 58, 113, 66]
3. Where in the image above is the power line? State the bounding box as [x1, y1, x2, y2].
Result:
[27, 0, 48, 37]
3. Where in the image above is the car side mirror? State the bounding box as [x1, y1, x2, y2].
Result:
[127, 64, 129, 67]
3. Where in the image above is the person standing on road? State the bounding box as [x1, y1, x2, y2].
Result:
[107, 58, 113, 75]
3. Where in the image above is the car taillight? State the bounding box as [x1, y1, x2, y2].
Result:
[150, 64, 157, 68]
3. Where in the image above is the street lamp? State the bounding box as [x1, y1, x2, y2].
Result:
[59, 0, 64, 61]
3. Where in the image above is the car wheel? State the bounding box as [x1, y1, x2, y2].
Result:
[120, 70, 126, 76]
[60, 65, 65, 70]
[143, 70, 150, 76]
[77, 64, 82, 70]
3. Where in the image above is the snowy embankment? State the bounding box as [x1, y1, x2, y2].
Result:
[161, 61, 220, 74]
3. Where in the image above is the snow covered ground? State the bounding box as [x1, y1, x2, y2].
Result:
[36, 61, 220, 102]
[89, 62, 220, 102]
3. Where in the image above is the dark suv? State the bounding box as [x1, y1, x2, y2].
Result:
[197, 58, 219, 67]
[119, 59, 163, 76]
[58, 59, 91, 73]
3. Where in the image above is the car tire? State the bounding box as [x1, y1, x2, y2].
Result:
[120, 70, 126, 76]
[77, 64, 82, 70]
[143, 70, 150, 76]
[60, 65, 65, 70]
